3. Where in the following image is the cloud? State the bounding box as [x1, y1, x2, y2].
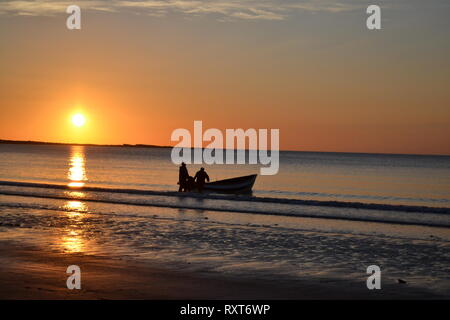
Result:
[0, 1, 116, 16]
[0, 0, 368, 20]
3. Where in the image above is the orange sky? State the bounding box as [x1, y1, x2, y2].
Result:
[0, 2, 449, 155]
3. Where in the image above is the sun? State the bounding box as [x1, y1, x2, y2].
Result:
[72, 113, 86, 127]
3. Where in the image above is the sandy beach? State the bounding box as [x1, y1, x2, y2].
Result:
[1, 238, 447, 300]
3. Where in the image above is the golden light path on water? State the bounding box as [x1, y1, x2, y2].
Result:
[60, 200, 88, 253]
[68, 146, 87, 188]
[62, 147, 89, 253]
[61, 231, 84, 253]
[65, 200, 87, 212]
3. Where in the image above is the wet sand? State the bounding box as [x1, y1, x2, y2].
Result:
[0, 241, 445, 300]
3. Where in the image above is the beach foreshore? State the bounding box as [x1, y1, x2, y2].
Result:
[0, 241, 445, 300]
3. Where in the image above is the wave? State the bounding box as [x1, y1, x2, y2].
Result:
[1, 193, 450, 229]
[1, 180, 449, 215]
[255, 189, 450, 205]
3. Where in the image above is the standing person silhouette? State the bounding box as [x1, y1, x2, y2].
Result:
[194, 167, 210, 193]
[178, 162, 189, 192]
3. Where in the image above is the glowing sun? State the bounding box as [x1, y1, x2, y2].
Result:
[72, 113, 86, 127]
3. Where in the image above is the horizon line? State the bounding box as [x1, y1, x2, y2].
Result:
[0, 139, 449, 157]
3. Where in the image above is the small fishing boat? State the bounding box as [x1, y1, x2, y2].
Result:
[203, 174, 257, 194]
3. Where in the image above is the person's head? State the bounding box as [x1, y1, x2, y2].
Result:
[200, 167, 204, 171]
[181, 162, 186, 167]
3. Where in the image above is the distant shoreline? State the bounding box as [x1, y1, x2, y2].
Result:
[1, 139, 449, 157]
[0, 139, 171, 149]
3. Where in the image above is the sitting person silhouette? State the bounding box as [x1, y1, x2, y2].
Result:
[194, 167, 210, 193]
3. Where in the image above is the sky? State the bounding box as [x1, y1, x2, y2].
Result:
[0, 0, 449, 155]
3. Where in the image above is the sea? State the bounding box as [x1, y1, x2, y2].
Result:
[1, 143, 449, 296]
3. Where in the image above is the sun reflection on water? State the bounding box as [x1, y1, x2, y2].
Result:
[68, 146, 87, 188]
[65, 191, 86, 199]
[60, 199, 88, 253]
[61, 147, 90, 253]
[63, 200, 87, 212]
[61, 231, 85, 253]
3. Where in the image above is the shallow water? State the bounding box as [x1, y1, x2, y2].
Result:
[0, 194, 449, 296]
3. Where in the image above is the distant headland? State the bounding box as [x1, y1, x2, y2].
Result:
[0, 139, 172, 149]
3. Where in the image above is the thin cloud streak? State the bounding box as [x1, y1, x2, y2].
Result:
[0, 0, 368, 20]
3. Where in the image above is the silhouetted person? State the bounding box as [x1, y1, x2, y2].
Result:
[178, 162, 189, 192]
[194, 167, 209, 193]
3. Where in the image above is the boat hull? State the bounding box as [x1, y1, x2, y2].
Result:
[201, 174, 257, 194]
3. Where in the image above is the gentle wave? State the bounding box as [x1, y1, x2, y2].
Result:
[255, 189, 450, 205]
[2, 189, 450, 229]
[2, 181, 450, 229]
[1, 180, 449, 215]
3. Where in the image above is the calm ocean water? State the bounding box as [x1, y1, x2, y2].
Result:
[1, 143, 450, 205]
[1, 144, 450, 202]
[1, 143, 449, 294]
[1, 143, 450, 226]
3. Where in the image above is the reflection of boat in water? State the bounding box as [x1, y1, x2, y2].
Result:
[201, 174, 257, 194]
